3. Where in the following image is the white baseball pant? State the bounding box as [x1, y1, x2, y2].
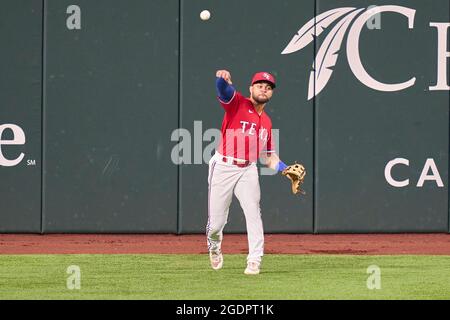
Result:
[206, 152, 264, 263]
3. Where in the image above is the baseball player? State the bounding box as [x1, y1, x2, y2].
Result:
[206, 70, 289, 275]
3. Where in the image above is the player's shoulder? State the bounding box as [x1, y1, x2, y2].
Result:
[234, 91, 245, 101]
[262, 110, 273, 122]
[231, 91, 248, 108]
[261, 111, 273, 128]
[241, 93, 256, 106]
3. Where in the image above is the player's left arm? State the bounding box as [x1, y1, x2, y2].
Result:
[259, 127, 287, 172]
[260, 152, 288, 172]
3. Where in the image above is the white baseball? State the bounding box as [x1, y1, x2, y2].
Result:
[200, 10, 210, 21]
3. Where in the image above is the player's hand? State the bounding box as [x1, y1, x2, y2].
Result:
[216, 70, 232, 85]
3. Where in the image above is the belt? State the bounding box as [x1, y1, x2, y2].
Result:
[222, 157, 250, 168]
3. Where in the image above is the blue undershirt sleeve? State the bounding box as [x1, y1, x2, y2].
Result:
[216, 77, 236, 103]
[276, 161, 288, 172]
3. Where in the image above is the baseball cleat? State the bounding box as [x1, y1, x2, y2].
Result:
[244, 261, 260, 275]
[209, 251, 223, 270]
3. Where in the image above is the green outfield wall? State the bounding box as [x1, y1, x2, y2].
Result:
[0, 0, 448, 233]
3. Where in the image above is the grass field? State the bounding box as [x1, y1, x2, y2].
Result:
[0, 254, 449, 299]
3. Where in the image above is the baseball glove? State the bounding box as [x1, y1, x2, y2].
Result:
[282, 162, 306, 195]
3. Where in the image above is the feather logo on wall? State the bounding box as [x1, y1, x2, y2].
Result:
[281, 7, 357, 55]
[282, 7, 368, 100]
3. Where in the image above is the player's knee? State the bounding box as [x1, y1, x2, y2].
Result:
[207, 222, 225, 236]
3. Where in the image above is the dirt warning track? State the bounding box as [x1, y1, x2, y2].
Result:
[1, 234, 450, 255]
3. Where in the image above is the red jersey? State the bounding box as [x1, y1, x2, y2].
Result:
[217, 91, 274, 162]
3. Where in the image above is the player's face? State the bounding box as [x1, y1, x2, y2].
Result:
[250, 82, 273, 104]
